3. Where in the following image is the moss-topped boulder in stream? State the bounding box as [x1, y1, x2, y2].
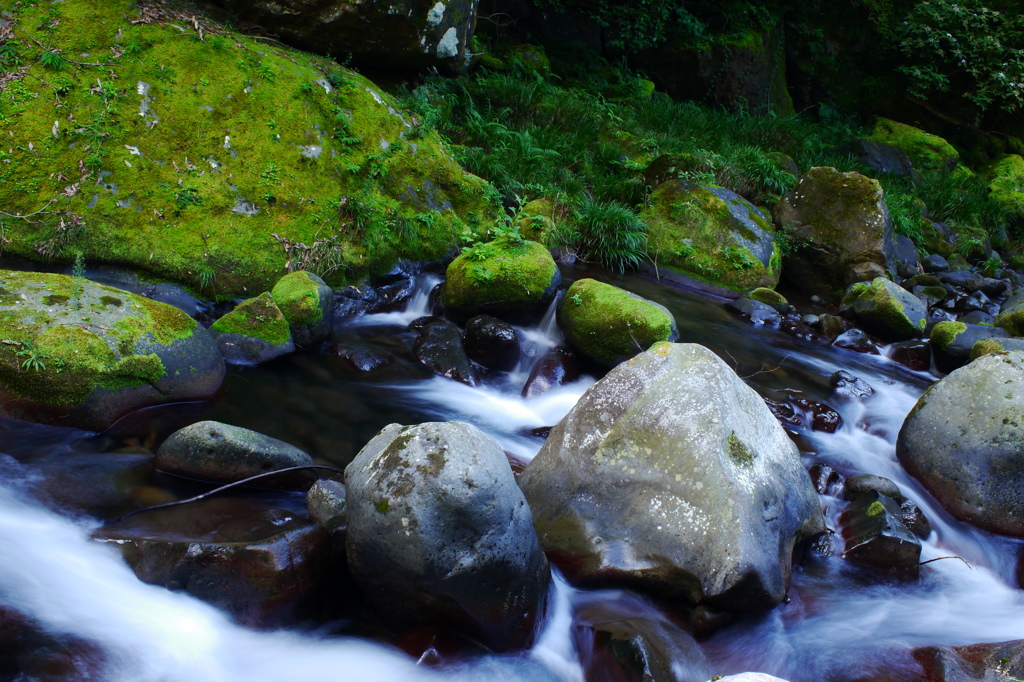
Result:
[440, 238, 560, 322]
[558, 279, 677, 366]
[210, 292, 294, 365]
[271, 271, 334, 347]
[0, 0, 493, 297]
[846, 277, 927, 342]
[0, 271, 224, 429]
[642, 181, 781, 294]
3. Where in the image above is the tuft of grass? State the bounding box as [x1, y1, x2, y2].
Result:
[561, 199, 648, 273]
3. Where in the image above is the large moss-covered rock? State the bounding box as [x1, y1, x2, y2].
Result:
[559, 279, 678, 366]
[643, 181, 781, 293]
[897, 351, 1024, 537]
[440, 239, 560, 322]
[0, 271, 223, 430]
[209, 0, 479, 71]
[0, 1, 492, 296]
[847, 277, 927, 341]
[345, 421, 550, 650]
[970, 337, 1024, 361]
[867, 118, 959, 173]
[271, 271, 334, 348]
[520, 342, 824, 610]
[984, 154, 1024, 215]
[776, 167, 896, 300]
[210, 292, 295, 365]
[996, 291, 1024, 336]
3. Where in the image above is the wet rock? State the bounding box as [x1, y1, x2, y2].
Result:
[368, 268, 418, 313]
[847, 138, 919, 181]
[937, 270, 980, 289]
[900, 498, 932, 539]
[809, 463, 843, 496]
[833, 328, 879, 354]
[334, 284, 380, 319]
[843, 474, 902, 503]
[307, 479, 347, 530]
[790, 398, 843, 433]
[412, 317, 480, 386]
[0, 605, 109, 682]
[463, 315, 521, 371]
[959, 310, 996, 326]
[957, 290, 995, 315]
[905, 273, 944, 288]
[521, 349, 581, 399]
[155, 420, 314, 484]
[897, 352, 1024, 537]
[714, 675, 792, 682]
[892, 234, 922, 276]
[914, 640, 1024, 681]
[840, 491, 921, 579]
[763, 397, 802, 431]
[970, 337, 1024, 362]
[847, 277, 927, 341]
[345, 421, 550, 651]
[776, 167, 896, 300]
[0, 271, 224, 430]
[930, 321, 1009, 373]
[996, 291, 1024, 336]
[574, 595, 711, 682]
[440, 239, 560, 324]
[889, 340, 931, 371]
[912, 284, 948, 306]
[922, 254, 949, 273]
[818, 313, 849, 339]
[98, 507, 329, 628]
[559, 279, 678, 366]
[211, 292, 296, 366]
[207, 0, 479, 71]
[974, 277, 1009, 298]
[520, 343, 824, 610]
[830, 370, 874, 399]
[271, 271, 334, 348]
[725, 298, 782, 326]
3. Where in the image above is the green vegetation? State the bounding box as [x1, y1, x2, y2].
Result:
[0, 0, 493, 297]
[210, 292, 291, 345]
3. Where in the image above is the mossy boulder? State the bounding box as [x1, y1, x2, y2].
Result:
[440, 239, 560, 322]
[897, 351, 1024, 537]
[271, 271, 334, 348]
[983, 154, 1024, 215]
[0, 0, 493, 297]
[846, 277, 927, 341]
[520, 343, 823, 609]
[867, 118, 959, 173]
[776, 167, 896, 300]
[996, 291, 1024, 336]
[930, 321, 1009, 373]
[514, 198, 558, 245]
[208, 0, 479, 70]
[0, 271, 224, 430]
[970, 337, 1024, 361]
[558, 279, 678, 366]
[210, 292, 295, 365]
[746, 287, 788, 313]
[643, 181, 781, 294]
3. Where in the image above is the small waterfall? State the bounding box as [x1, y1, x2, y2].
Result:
[355, 274, 441, 327]
[509, 292, 565, 388]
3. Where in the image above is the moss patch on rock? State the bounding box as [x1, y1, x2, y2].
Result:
[849, 277, 927, 341]
[441, 238, 559, 320]
[747, 287, 788, 310]
[984, 154, 1024, 215]
[868, 118, 958, 172]
[0, 270, 200, 406]
[0, 0, 494, 297]
[558, 278, 677, 365]
[211, 292, 291, 345]
[271, 271, 324, 326]
[643, 181, 780, 292]
[930, 321, 967, 351]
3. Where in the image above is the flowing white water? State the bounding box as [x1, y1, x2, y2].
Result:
[0, 470, 583, 681]
[354, 274, 441, 327]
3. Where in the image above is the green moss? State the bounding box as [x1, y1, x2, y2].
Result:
[0, 0, 493, 297]
[983, 154, 1024, 214]
[643, 182, 779, 291]
[727, 432, 755, 467]
[930, 321, 967, 351]
[865, 500, 885, 517]
[441, 238, 557, 315]
[970, 338, 1009, 361]
[271, 271, 323, 326]
[868, 118, 958, 172]
[747, 287, 787, 307]
[841, 282, 870, 308]
[559, 278, 675, 364]
[853, 277, 926, 338]
[514, 198, 557, 245]
[997, 299, 1024, 336]
[211, 292, 291, 345]
[791, 167, 884, 238]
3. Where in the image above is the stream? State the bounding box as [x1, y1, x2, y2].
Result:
[1, 265, 1023, 681]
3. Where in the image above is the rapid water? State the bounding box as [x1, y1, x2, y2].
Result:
[2, 266, 1023, 681]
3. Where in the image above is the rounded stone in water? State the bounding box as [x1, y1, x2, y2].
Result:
[155, 420, 314, 484]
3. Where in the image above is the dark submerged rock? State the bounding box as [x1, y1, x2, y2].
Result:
[840, 492, 921, 579]
[521, 349, 581, 399]
[830, 370, 875, 399]
[412, 317, 480, 386]
[463, 315, 521, 371]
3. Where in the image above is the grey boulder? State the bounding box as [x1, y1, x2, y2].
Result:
[345, 421, 549, 650]
[520, 342, 824, 610]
